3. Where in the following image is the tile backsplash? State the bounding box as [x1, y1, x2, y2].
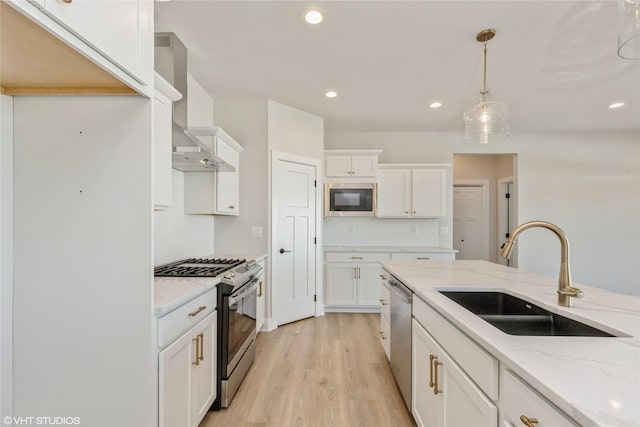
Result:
[323, 217, 440, 246]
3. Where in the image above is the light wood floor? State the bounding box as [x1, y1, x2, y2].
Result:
[202, 313, 416, 427]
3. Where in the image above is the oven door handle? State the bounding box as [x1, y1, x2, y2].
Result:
[228, 277, 259, 306]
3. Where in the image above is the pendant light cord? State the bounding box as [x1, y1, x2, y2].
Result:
[481, 41, 488, 102]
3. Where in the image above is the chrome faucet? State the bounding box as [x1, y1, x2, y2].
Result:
[500, 221, 583, 307]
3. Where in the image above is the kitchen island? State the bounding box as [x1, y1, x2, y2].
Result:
[380, 259, 640, 427]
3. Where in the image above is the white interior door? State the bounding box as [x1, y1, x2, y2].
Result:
[274, 158, 317, 326]
[453, 186, 483, 260]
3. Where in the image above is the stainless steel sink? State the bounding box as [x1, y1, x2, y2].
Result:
[439, 291, 615, 337]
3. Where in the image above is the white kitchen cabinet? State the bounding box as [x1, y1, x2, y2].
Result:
[153, 74, 182, 210]
[38, 0, 152, 86]
[500, 368, 578, 427]
[159, 311, 217, 427]
[378, 166, 447, 218]
[412, 318, 497, 427]
[324, 150, 382, 178]
[325, 252, 389, 310]
[256, 258, 266, 333]
[379, 271, 391, 360]
[184, 132, 243, 215]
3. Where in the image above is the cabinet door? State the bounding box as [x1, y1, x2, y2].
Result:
[256, 268, 265, 333]
[192, 313, 217, 426]
[351, 155, 378, 177]
[357, 263, 383, 306]
[42, 0, 152, 84]
[153, 89, 173, 209]
[440, 345, 497, 427]
[325, 155, 352, 177]
[159, 329, 194, 427]
[412, 169, 446, 217]
[215, 139, 240, 215]
[412, 319, 442, 427]
[377, 168, 411, 217]
[325, 263, 357, 306]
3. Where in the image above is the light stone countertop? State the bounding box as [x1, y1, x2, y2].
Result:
[380, 259, 640, 427]
[324, 245, 457, 253]
[154, 276, 220, 315]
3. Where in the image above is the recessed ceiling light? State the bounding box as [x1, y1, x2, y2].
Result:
[430, 102, 442, 109]
[305, 10, 323, 24]
[325, 90, 338, 98]
[609, 102, 625, 109]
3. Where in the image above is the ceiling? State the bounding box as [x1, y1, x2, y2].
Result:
[155, 1, 640, 133]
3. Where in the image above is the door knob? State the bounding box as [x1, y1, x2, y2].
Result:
[279, 248, 292, 254]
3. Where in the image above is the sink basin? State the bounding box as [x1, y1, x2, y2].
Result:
[439, 291, 615, 337]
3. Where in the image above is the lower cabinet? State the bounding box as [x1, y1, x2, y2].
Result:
[500, 368, 579, 427]
[159, 311, 217, 427]
[325, 262, 381, 308]
[256, 259, 266, 333]
[412, 318, 497, 427]
[379, 271, 391, 360]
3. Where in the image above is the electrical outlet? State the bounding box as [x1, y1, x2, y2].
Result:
[439, 226, 449, 235]
[410, 226, 417, 234]
[251, 226, 263, 238]
[347, 226, 354, 233]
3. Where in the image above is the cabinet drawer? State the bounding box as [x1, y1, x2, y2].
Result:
[413, 296, 498, 400]
[158, 289, 216, 348]
[380, 314, 390, 360]
[390, 252, 455, 260]
[380, 282, 391, 322]
[326, 252, 389, 263]
[500, 368, 578, 426]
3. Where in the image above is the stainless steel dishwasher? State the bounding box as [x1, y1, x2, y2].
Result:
[389, 275, 412, 410]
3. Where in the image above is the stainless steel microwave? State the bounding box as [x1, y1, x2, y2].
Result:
[324, 183, 377, 217]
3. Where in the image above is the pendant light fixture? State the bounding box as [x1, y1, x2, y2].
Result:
[618, 0, 640, 59]
[463, 29, 509, 144]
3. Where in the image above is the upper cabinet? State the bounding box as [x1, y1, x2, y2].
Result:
[184, 130, 243, 216]
[324, 150, 382, 179]
[2, 0, 153, 95]
[153, 74, 182, 210]
[378, 165, 447, 218]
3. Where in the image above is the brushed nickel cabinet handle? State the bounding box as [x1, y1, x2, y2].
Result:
[258, 281, 263, 297]
[351, 256, 363, 259]
[417, 257, 430, 260]
[228, 205, 235, 209]
[520, 415, 539, 426]
[188, 305, 207, 317]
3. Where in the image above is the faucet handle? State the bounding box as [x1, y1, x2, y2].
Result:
[558, 287, 583, 298]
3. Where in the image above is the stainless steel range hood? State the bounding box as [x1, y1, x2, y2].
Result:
[155, 32, 234, 172]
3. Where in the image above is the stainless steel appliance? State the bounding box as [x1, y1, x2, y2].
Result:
[389, 275, 413, 410]
[154, 257, 262, 409]
[324, 182, 377, 216]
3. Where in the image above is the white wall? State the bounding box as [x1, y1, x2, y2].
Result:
[213, 99, 268, 255]
[326, 131, 640, 296]
[13, 96, 155, 425]
[154, 169, 215, 265]
[324, 217, 440, 246]
[267, 100, 324, 160]
[0, 94, 14, 422]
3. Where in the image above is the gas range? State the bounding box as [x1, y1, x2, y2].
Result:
[154, 257, 262, 292]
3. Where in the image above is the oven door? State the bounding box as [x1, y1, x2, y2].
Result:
[226, 277, 258, 375]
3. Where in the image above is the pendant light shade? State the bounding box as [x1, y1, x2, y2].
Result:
[463, 29, 509, 144]
[618, 0, 640, 59]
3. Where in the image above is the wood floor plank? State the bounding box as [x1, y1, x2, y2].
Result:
[201, 313, 415, 427]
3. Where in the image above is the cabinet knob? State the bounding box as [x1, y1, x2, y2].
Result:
[519, 416, 539, 427]
[228, 205, 235, 209]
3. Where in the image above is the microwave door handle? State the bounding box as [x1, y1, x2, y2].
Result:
[228, 278, 259, 306]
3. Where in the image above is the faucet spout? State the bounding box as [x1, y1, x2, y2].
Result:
[500, 221, 583, 307]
